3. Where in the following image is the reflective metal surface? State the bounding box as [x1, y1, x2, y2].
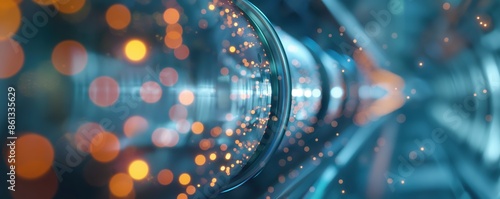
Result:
[221, 0, 500, 198]
[1, 0, 499, 198]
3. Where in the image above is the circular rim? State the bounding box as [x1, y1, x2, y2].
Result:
[221, 0, 291, 193]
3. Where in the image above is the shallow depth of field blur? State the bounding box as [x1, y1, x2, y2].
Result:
[1, 0, 500, 199]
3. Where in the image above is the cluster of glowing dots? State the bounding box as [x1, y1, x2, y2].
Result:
[2, 2, 138, 79]
[157, 171, 197, 197]
[476, 16, 489, 28]
[86, 68, 179, 107]
[105, 4, 149, 63]
[4, 2, 260, 198]
[163, 7, 190, 60]
[86, 66, 182, 107]
[106, 154, 174, 197]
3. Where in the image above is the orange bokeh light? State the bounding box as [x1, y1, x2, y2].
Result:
[106, 4, 131, 30]
[16, 133, 54, 179]
[52, 40, 87, 75]
[164, 31, 183, 49]
[89, 132, 120, 163]
[178, 173, 191, 185]
[163, 8, 180, 25]
[109, 173, 133, 197]
[210, 126, 222, 137]
[178, 90, 194, 105]
[0, 39, 24, 79]
[191, 121, 204, 134]
[0, 0, 21, 40]
[123, 116, 149, 138]
[157, 169, 174, 185]
[186, 185, 196, 195]
[88, 76, 120, 107]
[199, 139, 212, 151]
[177, 193, 188, 199]
[194, 154, 206, 166]
[140, 81, 163, 103]
[55, 0, 86, 14]
[167, 23, 183, 35]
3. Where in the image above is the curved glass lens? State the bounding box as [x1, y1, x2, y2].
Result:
[1, 0, 289, 198]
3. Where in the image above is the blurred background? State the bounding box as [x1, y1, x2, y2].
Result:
[1, 0, 499, 198]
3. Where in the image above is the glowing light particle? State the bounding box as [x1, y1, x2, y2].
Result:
[165, 31, 183, 49]
[163, 8, 180, 24]
[158, 169, 174, 185]
[209, 153, 217, 160]
[179, 173, 191, 185]
[125, 39, 147, 62]
[128, 160, 149, 180]
[17, 133, 54, 179]
[177, 193, 188, 199]
[89, 132, 120, 163]
[55, 0, 86, 14]
[179, 90, 195, 105]
[443, 2, 450, 10]
[0, 0, 21, 40]
[106, 4, 131, 30]
[109, 173, 133, 197]
[52, 40, 87, 75]
[191, 122, 204, 134]
[186, 185, 196, 195]
[194, 155, 206, 166]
